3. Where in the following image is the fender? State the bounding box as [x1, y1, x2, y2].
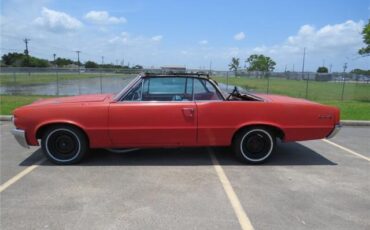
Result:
[29, 120, 88, 146]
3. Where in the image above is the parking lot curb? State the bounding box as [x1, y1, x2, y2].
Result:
[0, 115, 12, 121]
[340, 120, 370, 126]
[0, 115, 369, 126]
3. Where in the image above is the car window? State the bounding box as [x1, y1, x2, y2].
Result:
[185, 78, 193, 95]
[193, 78, 222, 101]
[141, 77, 192, 101]
[145, 77, 186, 94]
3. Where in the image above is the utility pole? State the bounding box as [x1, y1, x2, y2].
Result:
[74, 51, 81, 94]
[329, 64, 332, 73]
[75, 51, 81, 73]
[23, 38, 30, 56]
[53, 53, 56, 66]
[101, 56, 104, 65]
[341, 63, 348, 101]
[53, 53, 59, 95]
[301, 47, 306, 79]
[343, 62, 347, 73]
[284, 64, 287, 72]
[209, 60, 212, 74]
[302, 48, 309, 98]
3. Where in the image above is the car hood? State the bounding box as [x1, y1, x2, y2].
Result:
[30, 94, 113, 106]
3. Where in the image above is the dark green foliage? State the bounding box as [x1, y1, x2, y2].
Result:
[350, 69, 370, 76]
[246, 54, 276, 72]
[84, 61, 99, 68]
[359, 19, 370, 55]
[52, 57, 74, 67]
[229, 57, 240, 76]
[1, 52, 50, 67]
[132, 65, 143, 69]
[317, 66, 329, 73]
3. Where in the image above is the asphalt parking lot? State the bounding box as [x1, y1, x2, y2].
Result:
[1, 122, 369, 230]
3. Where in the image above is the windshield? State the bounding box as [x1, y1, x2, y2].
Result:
[113, 75, 141, 101]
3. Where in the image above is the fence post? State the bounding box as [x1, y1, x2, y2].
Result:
[341, 78, 345, 101]
[226, 71, 229, 91]
[100, 69, 103, 93]
[305, 73, 309, 99]
[13, 70, 16, 83]
[56, 69, 59, 96]
[78, 69, 81, 95]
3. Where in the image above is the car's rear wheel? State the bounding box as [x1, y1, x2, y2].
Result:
[233, 127, 276, 164]
[41, 125, 88, 164]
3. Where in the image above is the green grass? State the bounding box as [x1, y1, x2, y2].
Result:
[1, 76, 369, 120]
[0, 95, 56, 115]
[317, 100, 370, 120]
[213, 76, 370, 120]
[0, 72, 132, 86]
[1, 95, 369, 120]
[213, 76, 370, 102]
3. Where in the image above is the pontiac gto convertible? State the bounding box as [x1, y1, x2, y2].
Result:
[12, 73, 341, 164]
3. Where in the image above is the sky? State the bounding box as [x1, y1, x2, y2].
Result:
[1, 0, 369, 71]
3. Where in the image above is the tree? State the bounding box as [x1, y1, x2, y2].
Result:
[2, 52, 26, 66]
[228, 57, 240, 76]
[359, 19, 370, 55]
[350, 69, 370, 76]
[1, 52, 49, 67]
[53, 57, 74, 67]
[132, 64, 143, 69]
[85, 61, 99, 68]
[316, 66, 328, 73]
[246, 54, 276, 72]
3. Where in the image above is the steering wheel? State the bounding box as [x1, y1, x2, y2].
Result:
[132, 92, 140, 101]
[226, 86, 240, 100]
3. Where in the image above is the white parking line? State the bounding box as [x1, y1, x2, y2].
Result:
[322, 139, 370, 162]
[0, 159, 45, 193]
[209, 150, 255, 230]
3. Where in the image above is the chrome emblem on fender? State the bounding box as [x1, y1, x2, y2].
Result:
[318, 114, 332, 119]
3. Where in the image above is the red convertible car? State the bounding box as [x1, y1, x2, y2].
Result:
[12, 73, 341, 164]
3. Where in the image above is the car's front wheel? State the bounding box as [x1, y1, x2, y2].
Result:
[233, 127, 276, 164]
[41, 125, 88, 164]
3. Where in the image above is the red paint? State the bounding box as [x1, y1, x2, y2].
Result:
[13, 86, 340, 148]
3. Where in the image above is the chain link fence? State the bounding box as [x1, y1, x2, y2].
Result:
[0, 67, 369, 102]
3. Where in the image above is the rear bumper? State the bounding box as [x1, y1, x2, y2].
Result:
[326, 124, 341, 139]
[11, 128, 30, 148]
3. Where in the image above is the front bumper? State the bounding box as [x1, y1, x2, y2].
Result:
[11, 128, 30, 148]
[326, 124, 341, 139]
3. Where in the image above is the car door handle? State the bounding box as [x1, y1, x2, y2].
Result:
[182, 108, 194, 118]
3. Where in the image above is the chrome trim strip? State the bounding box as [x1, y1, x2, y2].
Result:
[326, 124, 341, 139]
[11, 128, 30, 148]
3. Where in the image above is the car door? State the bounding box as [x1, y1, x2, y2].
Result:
[108, 77, 197, 147]
[192, 78, 230, 146]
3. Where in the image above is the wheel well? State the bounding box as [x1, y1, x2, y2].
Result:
[36, 123, 89, 144]
[232, 124, 285, 143]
